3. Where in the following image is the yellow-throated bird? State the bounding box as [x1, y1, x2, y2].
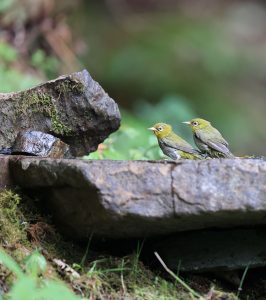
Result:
[148, 123, 203, 160]
[182, 118, 234, 158]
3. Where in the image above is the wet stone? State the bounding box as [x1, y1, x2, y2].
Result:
[12, 131, 71, 158]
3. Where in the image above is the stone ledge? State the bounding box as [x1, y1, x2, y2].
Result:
[8, 157, 266, 239]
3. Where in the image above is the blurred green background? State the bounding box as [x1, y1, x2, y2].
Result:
[1, 0, 265, 159]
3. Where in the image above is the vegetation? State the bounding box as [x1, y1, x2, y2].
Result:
[0, 41, 41, 92]
[0, 1, 265, 299]
[73, 1, 266, 157]
[0, 189, 260, 299]
[86, 96, 197, 160]
[16, 90, 72, 135]
[0, 250, 80, 300]
[0, 190, 207, 300]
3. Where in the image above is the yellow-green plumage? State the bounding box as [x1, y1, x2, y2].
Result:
[148, 123, 203, 160]
[183, 118, 234, 158]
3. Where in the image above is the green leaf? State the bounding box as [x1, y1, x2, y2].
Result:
[35, 281, 81, 300]
[24, 251, 47, 277]
[0, 42, 17, 63]
[0, 248, 24, 278]
[8, 276, 37, 300]
[0, 0, 14, 12]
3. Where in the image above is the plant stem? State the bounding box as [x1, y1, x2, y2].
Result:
[154, 252, 203, 300]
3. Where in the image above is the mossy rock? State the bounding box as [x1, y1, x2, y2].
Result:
[0, 70, 121, 156]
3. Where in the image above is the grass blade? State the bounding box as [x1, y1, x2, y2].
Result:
[154, 252, 203, 300]
[237, 263, 250, 298]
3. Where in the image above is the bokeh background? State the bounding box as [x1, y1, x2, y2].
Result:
[1, 0, 265, 159]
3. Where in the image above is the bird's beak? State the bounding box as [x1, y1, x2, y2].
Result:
[148, 127, 156, 131]
[182, 121, 191, 125]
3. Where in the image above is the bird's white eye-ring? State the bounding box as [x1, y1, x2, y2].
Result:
[157, 126, 163, 131]
[192, 121, 199, 126]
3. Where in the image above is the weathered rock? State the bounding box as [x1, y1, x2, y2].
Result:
[12, 131, 71, 158]
[0, 70, 120, 156]
[0, 148, 12, 155]
[154, 228, 266, 272]
[0, 156, 12, 189]
[9, 157, 266, 239]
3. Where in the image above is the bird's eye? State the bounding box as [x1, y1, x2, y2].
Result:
[192, 121, 198, 126]
[157, 126, 163, 131]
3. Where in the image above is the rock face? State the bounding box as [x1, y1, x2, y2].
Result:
[0, 156, 12, 189]
[12, 131, 71, 158]
[154, 228, 266, 272]
[0, 70, 121, 156]
[9, 157, 266, 239]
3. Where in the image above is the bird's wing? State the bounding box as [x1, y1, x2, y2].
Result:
[195, 128, 231, 155]
[161, 135, 199, 154]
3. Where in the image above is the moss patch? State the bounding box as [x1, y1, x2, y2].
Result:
[0, 190, 28, 246]
[15, 90, 71, 135]
[55, 78, 84, 96]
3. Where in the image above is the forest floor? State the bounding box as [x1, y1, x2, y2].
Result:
[0, 189, 265, 300]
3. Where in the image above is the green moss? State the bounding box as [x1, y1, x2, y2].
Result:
[0, 190, 28, 246]
[15, 90, 71, 135]
[0, 190, 242, 299]
[13, 77, 84, 136]
[0, 190, 193, 299]
[55, 78, 84, 96]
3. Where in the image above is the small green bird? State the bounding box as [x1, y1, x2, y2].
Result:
[148, 123, 203, 160]
[182, 118, 234, 158]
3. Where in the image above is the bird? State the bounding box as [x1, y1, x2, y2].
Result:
[148, 123, 203, 160]
[182, 118, 234, 158]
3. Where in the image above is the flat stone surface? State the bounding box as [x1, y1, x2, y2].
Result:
[9, 157, 266, 239]
[0, 70, 120, 156]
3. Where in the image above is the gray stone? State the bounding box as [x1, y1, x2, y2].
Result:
[0, 70, 121, 156]
[154, 228, 266, 272]
[9, 157, 266, 239]
[12, 131, 71, 158]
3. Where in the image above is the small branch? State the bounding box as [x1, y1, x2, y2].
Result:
[154, 252, 203, 300]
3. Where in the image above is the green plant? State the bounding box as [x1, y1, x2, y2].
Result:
[0, 190, 27, 245]
[0, 249, 84, 300]
[31, 49, 60, 79]
[154, 252, 203, 300]
[0, 0, 14, 12]
[79, 252, 186, 299]
[85, 110, 164, 160]
[0, 42, 40, 93]
[0, 42, 17, 63]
